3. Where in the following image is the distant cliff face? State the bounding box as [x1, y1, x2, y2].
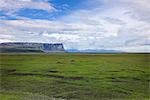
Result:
[0, 42, 65, 53]
[42, 43, 65, 52]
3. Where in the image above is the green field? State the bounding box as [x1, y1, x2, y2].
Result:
[0, 53, 149, 100]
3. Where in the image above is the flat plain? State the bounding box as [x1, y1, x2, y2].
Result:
[0, 53, 149, 100]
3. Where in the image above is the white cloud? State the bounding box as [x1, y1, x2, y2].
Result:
[113, 45, 150, 53]
[43, 32, 80, 43]
[0, 0, 55, 15]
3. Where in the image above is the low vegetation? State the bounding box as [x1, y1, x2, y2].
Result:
[0, 53, 149, 100]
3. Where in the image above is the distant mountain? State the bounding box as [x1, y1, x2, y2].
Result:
[67, 49, 123, 53]
[0, 42, 65, 53]
[66, 49, 80, 53]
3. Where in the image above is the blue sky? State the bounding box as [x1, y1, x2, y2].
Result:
[0, 0, 150, 52]
[0, 0, 86, 20]
[17, 0, 85, 20]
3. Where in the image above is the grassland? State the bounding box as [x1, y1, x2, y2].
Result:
[0, 53, 149, 100]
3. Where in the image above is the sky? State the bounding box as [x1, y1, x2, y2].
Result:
[0, 0, 150, 52]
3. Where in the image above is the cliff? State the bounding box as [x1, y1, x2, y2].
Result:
[0, 42, 65, 53]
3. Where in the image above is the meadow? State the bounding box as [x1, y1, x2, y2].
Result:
[0, 53, 149, 100]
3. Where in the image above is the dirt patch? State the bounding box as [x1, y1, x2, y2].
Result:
[7, 69, 16, 74]
[117, 76, 141, 81]
[108, 71, 120, 72]
[10, 72, 84, 80]
[118, 76, 128, 79]
[56, 61, 63, 64]
[56, 80, 83, 86]
[7, 69, 16, 72]
[67, 71, 77, 73]
[46, 74, 84, 80]
[48, 70, 59, 73]
[132, 77, 141, 81]
[68, 76, 83, 80]
[12, 73, 41, 76]
[70, 60, 75, 62]
[107, 77, 116, 79]
[111, 79, 127, 82]
[130, 69, 145, 73]
[114, 89, 130, 94]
